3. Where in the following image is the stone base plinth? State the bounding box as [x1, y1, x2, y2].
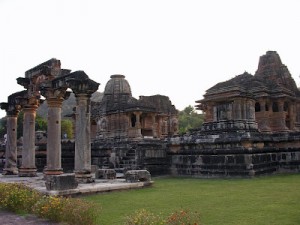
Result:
[2, 169, 18, 176]
[97, 169, 116, 179]
[44, 169, 64, 176]
[18, 168, 37, 177]
[45, 173, 78, 191]
[75, 172, 94, 183]
[125, 170, 151, 183]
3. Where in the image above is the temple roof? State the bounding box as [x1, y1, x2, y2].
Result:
[92, 75, 178, 116]
[199, 51, 300, 104]
[104, 74, 132, 96]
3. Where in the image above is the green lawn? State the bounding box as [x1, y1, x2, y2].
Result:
[83, 174, 300, 225]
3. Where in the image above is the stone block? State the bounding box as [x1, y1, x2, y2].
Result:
[91, 165, 99, 178]
[124, 170, 151, 183]
[45, 174, 78, 191]
[97, 169, 116, 179]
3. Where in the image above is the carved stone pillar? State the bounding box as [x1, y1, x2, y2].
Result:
[213, 106, 217, 121]
[44, 98, 64, 175]
[1, 93, 24, 175]
[270, 100, 288, 132]
[278, 101, 284, 112]
[19, 105, 38, 177]
[3, 113, 18, 175]
[74, 93, 93, 182]
[260, 100, 266, 112]
[66, 72, 99, 183]
[289, 104, 297, 130]
[256, 99, 271, 132]
[134, 111, 142, 138]
[151, 114, 157, 137]
[234, 99, 242, 120]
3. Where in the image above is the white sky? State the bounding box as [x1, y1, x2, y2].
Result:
[1, 0, 300, 118]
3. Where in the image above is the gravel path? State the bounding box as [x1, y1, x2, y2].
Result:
[0, 210, 62, 225]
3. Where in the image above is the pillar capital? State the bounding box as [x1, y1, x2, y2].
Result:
[47, 97, 64, 108]
[65, 71, 99, 97]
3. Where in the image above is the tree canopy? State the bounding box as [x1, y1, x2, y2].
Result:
[178, 105, 204, 134]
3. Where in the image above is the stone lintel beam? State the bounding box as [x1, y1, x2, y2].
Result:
[25, 58, 62, 79]
[17, 77, 30, 89]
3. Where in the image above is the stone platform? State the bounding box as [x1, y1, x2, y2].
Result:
[0, 173, 153, 196]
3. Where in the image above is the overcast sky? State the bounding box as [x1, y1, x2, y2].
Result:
[1, 0, 300, 119]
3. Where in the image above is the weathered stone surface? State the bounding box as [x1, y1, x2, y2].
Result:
[91, 75, 178, 140]
[97, 169, 116, 179]
[125, 170, 151, 183]
[45, 174, 78, 191]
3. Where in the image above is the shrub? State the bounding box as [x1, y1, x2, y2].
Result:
[61, 198, 101, 225]
[124, 209, 201, 225]
[0, 183, 101, 225]
[125, 209, 164, 225]
[166, 209, 201, 225]
[0, 183, 41, 213]
[32, 195, 66, 222]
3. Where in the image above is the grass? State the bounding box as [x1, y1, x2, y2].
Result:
[83, 174, 300, 225]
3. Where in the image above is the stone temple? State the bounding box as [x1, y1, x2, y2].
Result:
[169, 51, 300, 177]
[91, 74, 178, 140]
[196, 51, 300, 133]
[1, 50, 300, 181]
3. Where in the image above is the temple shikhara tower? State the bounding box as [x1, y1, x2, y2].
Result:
[91, 74, 178, 140]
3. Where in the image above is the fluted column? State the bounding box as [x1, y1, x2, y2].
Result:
[3, 114, 18, 175]
[19, 105, 38, 177]
[44, 98, 64, 175]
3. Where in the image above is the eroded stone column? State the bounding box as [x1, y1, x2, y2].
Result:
[19, 106, 38, 177]
[74, 93, 93, 182]
[233, 99, 242, 120]
[289, 104, 296, 130]
[151, 114, 157, 137]
[134, 111, 142, 138]
[44, 98, 64, 175]
[257, 99, 271, 132]
[65, 71, 99, 183]
[3, 114, 18, 175]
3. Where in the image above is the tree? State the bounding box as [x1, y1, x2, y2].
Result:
[61, 119, 73, 139]
[178, 105, 204, 134]
[0, 117, 7, 140]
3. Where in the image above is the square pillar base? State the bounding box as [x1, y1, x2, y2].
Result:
[75, 172, 94, 183]
[2, 168, 18, 176]
[45, 173, 78, 191]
